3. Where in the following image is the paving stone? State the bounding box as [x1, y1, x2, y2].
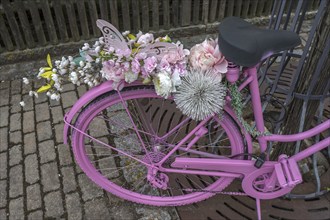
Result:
[54, 124, 64, 143]
[51, 106, 64, 124]
[25, 154, 39, 184]
[49, 99, 61, 107]
[11, 80, 22, 95]
[0, 88, 9, 106]
[9, 113, 21, 132]
[84, 198, 111, 220]
[9, 165, 23, 198]
[0, 180, 7, 207]
[24, 132, 37, 155]
[0, 80, 10, 89]
[0, 106, 9, 127]
[66, 192, 82, 220]
[78, 174, 104, 201]
[62, 83, 76, 92]
[58, 144, 72, 166]
[22, 94, 34, 111]
[34, 92, 48, 104]
[0, 208, 7, 220]
[9, 197, 24, 220]
[35, 102, 50, 122]
[23, 111, 35, 133]
[9, 145, 22, 166]
[39, 140, 56, 164]
[36, 121, 52, 141]
[10, 94, 22, 113]
[9, 130, 22, 144]
[77, 85, 87, 97]
[0, 128, 8, 152]
[61, 91, 78, 109]
[28, 210, 43, 220]
[22, 80, 32, 94]
[0, 153, 7, 179]
[41, 162, 60, 192]
[61, 166, 77, 193]
[26, 183, 41, 211]
[44, 191, 64, 218]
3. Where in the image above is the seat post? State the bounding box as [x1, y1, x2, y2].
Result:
[247, 66, 267, 152]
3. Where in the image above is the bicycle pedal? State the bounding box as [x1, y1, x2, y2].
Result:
[275, 156, 302, 188]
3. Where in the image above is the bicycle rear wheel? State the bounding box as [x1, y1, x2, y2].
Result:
[71, 85, 245, 206]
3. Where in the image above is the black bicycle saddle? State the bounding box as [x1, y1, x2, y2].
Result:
[218, 17, 301, 67]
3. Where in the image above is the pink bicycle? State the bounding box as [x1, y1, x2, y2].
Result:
[63, 17, 330, 219]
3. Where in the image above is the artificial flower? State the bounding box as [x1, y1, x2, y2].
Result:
[189, 38, 228, 74]
[153, 71, 174, 98]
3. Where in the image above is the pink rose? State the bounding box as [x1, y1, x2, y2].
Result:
[189, 38, 228, 74]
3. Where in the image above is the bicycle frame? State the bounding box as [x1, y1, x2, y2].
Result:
[167, 66, 330, 183]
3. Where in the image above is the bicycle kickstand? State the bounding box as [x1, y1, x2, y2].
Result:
[256, 198, 262, 220]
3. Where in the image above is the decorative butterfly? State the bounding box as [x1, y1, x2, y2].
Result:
[96, 19, 177, 58]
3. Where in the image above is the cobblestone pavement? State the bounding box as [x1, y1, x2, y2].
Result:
[0, 79, 179, 220]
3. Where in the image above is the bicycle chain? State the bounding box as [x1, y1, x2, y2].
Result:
[165, 186, 247, 196]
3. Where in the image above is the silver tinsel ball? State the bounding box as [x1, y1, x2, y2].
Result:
[174, 70, 226, 121]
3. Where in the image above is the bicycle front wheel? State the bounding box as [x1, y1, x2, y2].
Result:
[71, 85, 245, 206]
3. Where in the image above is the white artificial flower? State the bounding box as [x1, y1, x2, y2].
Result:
[68, 56, 73, 61]
[153, 72, 173, 98]
[50, 93, 60, 101]
[95, 46, 101, 53]
[171, 71, 182, 92]
[124, 71, 138, 83]
[95, 58, 100, 63]
[46, 91, 51, 96]
[99, 37, 104, 44]
[136, 30, 143, 38]
[28, 91, 38, 98]
[79, 61, 85, 67]
[137, 33, 154, 45]
[54, 83, 62, 91]
[122, 30, 130, 36]
[55, 60, 61, 66]
[60, 59, 69, 68]
[59, 69, 67, 75]
[82, 43, 90, 51]
[94, 41, 100, 46]
[19, 101, 25, 107]
[87, 81, 94, 87]
[52, 74, 59, 82]
[22, 77, 29, 85]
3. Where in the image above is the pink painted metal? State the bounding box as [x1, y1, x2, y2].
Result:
[63, 33, 330, 220]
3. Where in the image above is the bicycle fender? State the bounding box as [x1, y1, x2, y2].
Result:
[63, 81, 142, 144]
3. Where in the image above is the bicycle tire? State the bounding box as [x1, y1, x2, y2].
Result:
[71, 85, 245, 206]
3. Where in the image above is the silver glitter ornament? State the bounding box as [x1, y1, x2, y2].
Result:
[174, 70, 227, 121]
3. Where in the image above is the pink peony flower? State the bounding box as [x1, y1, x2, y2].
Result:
[131, 58, 141, 74]
[101, 61, 125, 82]
[189, 38, 228, 74]
[143, 56, 158, 74]
[163, 43, 190, 64]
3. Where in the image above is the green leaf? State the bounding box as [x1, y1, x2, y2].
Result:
[40, 71, 53, 79]
[37, 84, 51, 93]
[47, 54, 52, 68]
[127, 34, 136, 40]
[73, 57, 85, 65]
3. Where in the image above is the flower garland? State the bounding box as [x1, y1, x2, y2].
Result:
[20, 20, 264, 137]
[228, 83, 271, 137]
